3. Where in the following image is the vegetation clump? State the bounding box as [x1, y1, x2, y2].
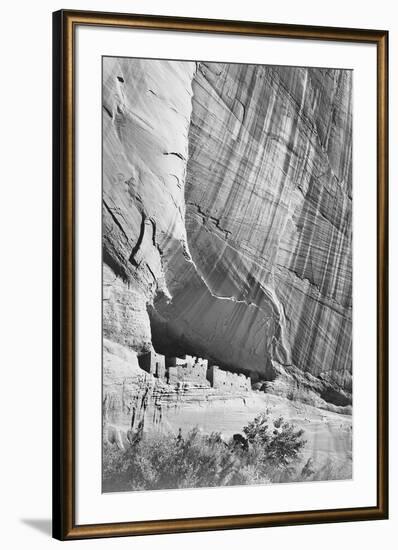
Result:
[103, 413, 309, 491]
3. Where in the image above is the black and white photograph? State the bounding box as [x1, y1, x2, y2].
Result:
[0, 0, 392, 545]
[102, 57, 353, 493]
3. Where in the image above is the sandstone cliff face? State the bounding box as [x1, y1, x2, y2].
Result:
[102, 58, 352, 406]
[185, 64, 352, 391]
[103, 58, 196, 353]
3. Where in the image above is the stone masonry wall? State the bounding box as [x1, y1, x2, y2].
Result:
[208, 365, 251, 392]
[138, 348, 166, 379]
[138, 351, 251, 392]
[167, 355, 209, 386]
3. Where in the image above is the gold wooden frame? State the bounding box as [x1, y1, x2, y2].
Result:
[53, 9, 389, 540]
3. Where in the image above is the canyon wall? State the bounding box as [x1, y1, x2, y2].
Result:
[102, 57, 196, 354]
[102, 58, 352, 409]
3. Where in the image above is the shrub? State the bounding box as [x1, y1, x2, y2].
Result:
[103, 413, 307, 492]
[104, 428, 248, 491]
[243, 414, 306, 468]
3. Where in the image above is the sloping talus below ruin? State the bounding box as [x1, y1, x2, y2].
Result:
[102, 58, 352, 411]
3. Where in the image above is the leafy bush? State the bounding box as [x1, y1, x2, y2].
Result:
[103, 413, 307, 492]
[243, 414, 306, 468]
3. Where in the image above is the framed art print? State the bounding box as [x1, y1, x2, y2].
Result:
[53, 10, 388, 540]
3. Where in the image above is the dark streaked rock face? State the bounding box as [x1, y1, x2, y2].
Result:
[102, 58, 352, 405]
[184, 63, 352, 391]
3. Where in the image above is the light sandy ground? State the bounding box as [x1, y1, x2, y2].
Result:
[155, 391, 352, 478]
